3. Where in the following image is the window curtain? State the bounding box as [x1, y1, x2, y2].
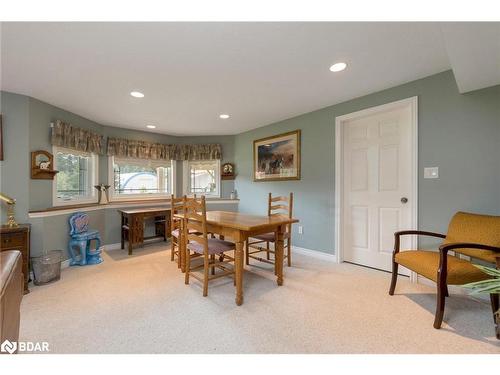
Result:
[106, 137, 222, 161]
[51, 120, 105, 154]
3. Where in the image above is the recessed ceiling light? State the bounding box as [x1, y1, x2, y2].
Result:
[219, 114, 230, 119]
[329, 62, 347, 72]
[146, 125, 156, 129]
[130, 91, 145, 98]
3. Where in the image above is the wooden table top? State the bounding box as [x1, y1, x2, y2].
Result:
[175, 210, 298, 232]
[118, 207, 170, 215]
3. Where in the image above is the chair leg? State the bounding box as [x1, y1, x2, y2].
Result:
[184, 250, 190, 285]
[203, 254, 209, 297]
[266, 241, 270, 260]
[491, 294, 500, 339]
[433, 279, 447, 329]
[444, 286, 449, 297]
[287, 238, 291, 267]
[171, 241, 175, 261]
[388, 261, 398, 295]
[245, 241, 250, 266]
[210, 254, 215, 275]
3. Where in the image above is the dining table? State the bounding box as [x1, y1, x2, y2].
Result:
[175, 210, 299, 305]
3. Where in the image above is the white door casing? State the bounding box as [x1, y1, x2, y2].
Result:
[335, 97, 418, 274]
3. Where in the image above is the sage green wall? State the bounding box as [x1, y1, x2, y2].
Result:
[234, 71, 500, 254]
[0, 92, 31, 223]
[1, 91, 237, 259]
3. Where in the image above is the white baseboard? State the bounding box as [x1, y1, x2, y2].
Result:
[292, 246, 337, 262]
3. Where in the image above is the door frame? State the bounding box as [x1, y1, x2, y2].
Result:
[334, 96, 419, 269]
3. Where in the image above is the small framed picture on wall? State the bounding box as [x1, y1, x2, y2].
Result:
[253, 130, 301, 182]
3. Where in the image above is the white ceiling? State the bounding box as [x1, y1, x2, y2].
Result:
[0, 22, 496, 136]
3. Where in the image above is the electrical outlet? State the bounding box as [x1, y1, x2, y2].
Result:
[298, 226, 303, 234]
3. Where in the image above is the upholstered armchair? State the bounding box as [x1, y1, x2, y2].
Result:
[389, 212, 500, 336]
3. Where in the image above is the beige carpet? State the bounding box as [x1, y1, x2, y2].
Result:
[19, 243, 500, 353]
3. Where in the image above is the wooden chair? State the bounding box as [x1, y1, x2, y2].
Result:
[389, 211, 500, 335]
[245, 193, 293, 267]
[170, 194, 185, 268]
[184, 195, 236, 297]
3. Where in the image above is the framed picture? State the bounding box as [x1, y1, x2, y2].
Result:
[0, 114, 3, 161]
[253, 130, 301, 181]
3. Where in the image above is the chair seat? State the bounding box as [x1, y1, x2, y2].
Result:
[188, 238, 236, 255]
[395, 250, 490, 285]
[172, 229, 200, 238]
[71, 230, 100, 241]
[252, 231, 290, 242]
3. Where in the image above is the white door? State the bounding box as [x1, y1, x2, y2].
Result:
[340, 99, 416, 273]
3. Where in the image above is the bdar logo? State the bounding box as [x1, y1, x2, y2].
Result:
[1, 340, 17, 354]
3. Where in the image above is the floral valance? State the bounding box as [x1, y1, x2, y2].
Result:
[106, 137, 222, 161]
[51, 120, 105, 154]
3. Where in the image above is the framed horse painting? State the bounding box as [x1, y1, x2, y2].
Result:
[253, 130, 301, 182]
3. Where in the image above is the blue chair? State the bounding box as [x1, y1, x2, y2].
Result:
[68, 212, 103, 266]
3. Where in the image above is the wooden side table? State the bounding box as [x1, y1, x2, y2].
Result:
[0, 224, 31, 294]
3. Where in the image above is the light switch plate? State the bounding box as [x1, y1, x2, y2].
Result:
[424, 167, 439, 179]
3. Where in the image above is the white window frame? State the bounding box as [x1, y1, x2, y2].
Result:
[52, 146, 99, 207]
[182, 159, 221, 198]
[108, 156, 176, 201]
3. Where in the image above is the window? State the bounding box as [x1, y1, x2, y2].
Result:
[110, 157, 175, 199]
[183, 160, 220, 197]
[53, 147, 98, 205]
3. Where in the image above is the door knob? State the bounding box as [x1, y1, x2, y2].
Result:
[401, 197, 408, 204]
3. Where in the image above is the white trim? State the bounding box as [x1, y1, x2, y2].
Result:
[108, 156, 176, 201]
[182, 159, 221, 198]
[292, 246, 337, 262]
[52, 146, 99, 207]
[28, 199, 239, 218]
[334, 97, 419, 268]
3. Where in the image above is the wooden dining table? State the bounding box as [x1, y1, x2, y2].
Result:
[175, 210, 299, 305]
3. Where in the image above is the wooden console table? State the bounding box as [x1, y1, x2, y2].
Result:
[118, 207, 171, 255]
[0, 224, 31, 294]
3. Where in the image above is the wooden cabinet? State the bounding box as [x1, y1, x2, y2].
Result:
[0, 224, 30, 293]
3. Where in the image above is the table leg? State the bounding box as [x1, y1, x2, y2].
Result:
[235, 240, 244, 305]
[275, 225, 285, 286]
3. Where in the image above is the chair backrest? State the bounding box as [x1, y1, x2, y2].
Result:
[444, 211, 500, 263]
[268, 192, 294, 232]
[69, 212, 89, 236]
[184, 195, 208, 254]
[170, 194, 185, 233]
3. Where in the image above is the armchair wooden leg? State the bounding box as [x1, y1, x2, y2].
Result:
[444, 286, 449, 297]
[389, 262, 398, 295]
[490, 293, 500, 339]
[433, 278, 447, 329]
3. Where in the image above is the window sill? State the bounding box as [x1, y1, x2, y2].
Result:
[28, 198, 240, 218]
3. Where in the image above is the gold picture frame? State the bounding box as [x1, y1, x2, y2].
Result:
[253, 130, 301, 182]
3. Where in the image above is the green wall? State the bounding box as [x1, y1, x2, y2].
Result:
[1, 91, 237, 259]
[234, 71, 500, 254]
[2, 70, 499, 259]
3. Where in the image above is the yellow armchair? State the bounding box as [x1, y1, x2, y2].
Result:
[389, 212, 500, 337]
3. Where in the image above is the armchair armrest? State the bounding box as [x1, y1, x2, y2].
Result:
[393, 230, 446, 255]
[439, 242, 500, 254]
